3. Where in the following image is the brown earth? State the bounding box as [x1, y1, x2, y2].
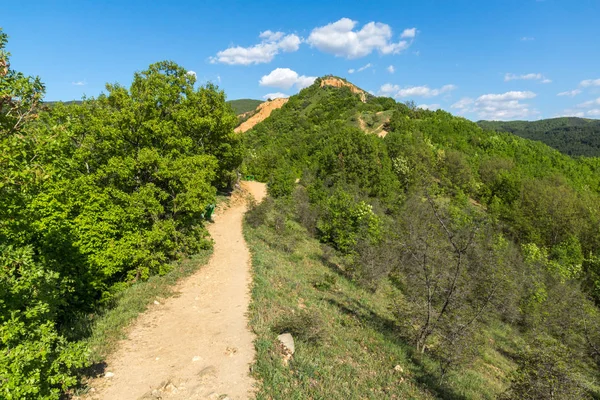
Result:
[357, 111, 391, 137]
[80, 181, 267, 400]
[320, 77, 367, 103]
[234, 98, 288, 133]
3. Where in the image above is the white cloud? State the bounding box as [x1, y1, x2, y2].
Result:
[259, 68, 316, 90]
[451, 98, 474, 109]
[277, 34, 302, 52]
[307, 18, 415, 59]
[348, 63, 372, 74]
[216, 75, 221, 83]
[387, 65, 395, 74]
[259, 30, 284, 42]
[555, 110, 585, 118]
[557, 89, 582, 97]
[452, 91, 538, 120]
[72, 80, 86, 86]
[295, 75, 317, 89]
[580, 78, 600, 87]
[211, 31, 301, 65]
[577, 97, 600, 108]
[504, 73, 550, 83]
[588, 109, 600, 116]
[379, 83, 399, 96]
[417, 103, 440, 110]
[520, 36, 535, 41]
[262, 92, 289, 100]
[478, 91, 536, 102]
[379, 83, 456, 98]
[400, 28, 417, 39]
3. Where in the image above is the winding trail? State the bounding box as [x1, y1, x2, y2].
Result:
[84, 181, 266, 400]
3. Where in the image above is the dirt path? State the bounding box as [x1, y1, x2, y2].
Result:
[84, 181, 267, 400]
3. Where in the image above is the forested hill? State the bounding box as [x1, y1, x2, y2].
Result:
[478, 117, 600, 157]
[241, 76, 600, 398]
[227, 98, 263, 115]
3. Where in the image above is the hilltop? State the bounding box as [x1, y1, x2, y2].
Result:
[240, 76, 600, 399]
[478, 117, 600, 157]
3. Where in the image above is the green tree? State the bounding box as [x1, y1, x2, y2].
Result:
[0, 28, 89, 400]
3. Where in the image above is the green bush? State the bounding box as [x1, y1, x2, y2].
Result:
[267, 167, 296, 198]
[316, 189, 382, 254]
[0, 29, 241, 397]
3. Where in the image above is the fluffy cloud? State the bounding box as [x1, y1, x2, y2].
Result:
[452, 91, 538, 120]
[555, 110, 585, 118]
[262, 92, 289, 100]
[401, 28, 417, 39]
[588, 109, 600, 116]
[451, 98, 474, 109]
[379, 83, 456, 98]
[557, 89, 582, 97]
[259, 30, 284, 42]
[580, 78, 600, 87]
[504, 73, 551, 83]
[417, 103, 440, 111]
[186, 71, 196, 78]
[72, 80, 86, 86]
[577, 97, 600, 108]
[387, 65, 395, 74]
[259, 68, 316, 90]
[556, 79, 600, 99]
[520, 36, 535, 41]
[307, 18, 415, 59]
[211, 31, 301, 65]
[477, 91, 536, 102]
[348, 63, 372, 74]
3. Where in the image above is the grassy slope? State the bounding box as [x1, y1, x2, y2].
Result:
[244, 200, 522, 399]
[228, 99, 263, 115]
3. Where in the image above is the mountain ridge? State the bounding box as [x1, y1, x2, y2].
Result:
[478, 117, 600, 157]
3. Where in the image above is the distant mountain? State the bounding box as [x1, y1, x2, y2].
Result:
[478, 117, 600, 157]
[43, 100, 84, 106]
[227, 99, 263, 115]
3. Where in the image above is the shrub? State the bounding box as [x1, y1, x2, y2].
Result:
[317, 189, 382, 254]
[268, 167, 296, 198]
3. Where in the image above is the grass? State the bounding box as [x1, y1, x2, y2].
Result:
[355, 110, 393, 136]
[244, 199, 524, 399]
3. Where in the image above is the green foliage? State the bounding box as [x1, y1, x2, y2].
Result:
[241, 74, 600, 396]
[0, 246, 89, 399]
[227, 98, 263, 115]
[479, 117, 600, 157]
[0, 29, 241, 397]
[501, 336, 588, 399]
[316, 189, 382, 254]
[267, 166, 296, 198]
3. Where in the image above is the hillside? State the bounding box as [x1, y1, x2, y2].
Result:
[240, 77, 600, 399]
[227, 98, 263, 115]
[478, 117, 600, 157]
[234, 97, 289, 133]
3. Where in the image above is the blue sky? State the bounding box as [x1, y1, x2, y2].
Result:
[3, 0, 600, 120]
